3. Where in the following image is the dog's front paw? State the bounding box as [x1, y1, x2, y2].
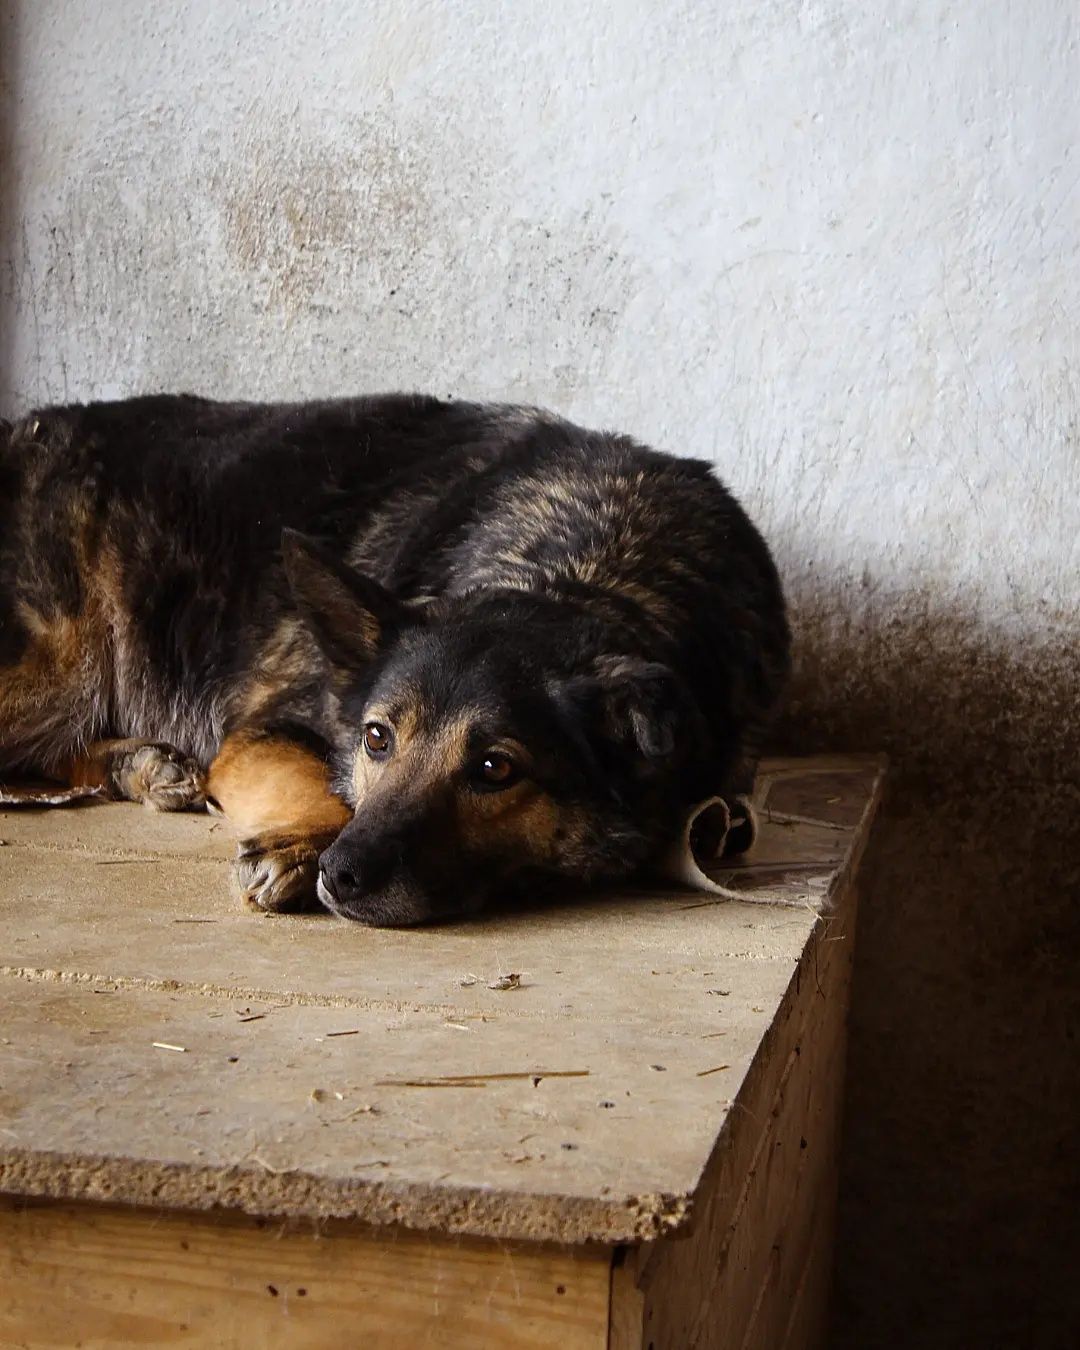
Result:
[234, 832, 329, 913]
[110, 742, 206, 812]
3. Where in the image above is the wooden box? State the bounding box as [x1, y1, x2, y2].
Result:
[0, 755, 883, 1348]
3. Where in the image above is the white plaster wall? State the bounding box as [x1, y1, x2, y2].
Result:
[3, 1, 1077, 641]
[2, 3, 1078, 1343]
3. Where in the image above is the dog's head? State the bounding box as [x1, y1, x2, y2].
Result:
[283, 532, 711, 926]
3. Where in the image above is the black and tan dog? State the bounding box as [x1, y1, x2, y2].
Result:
[0, 393, 789, 925]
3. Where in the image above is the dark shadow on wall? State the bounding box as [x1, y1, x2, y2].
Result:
[771, 584, 1080, 1350]
[0, 3, 19, 407]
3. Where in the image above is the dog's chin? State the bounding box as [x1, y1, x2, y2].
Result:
[316, 873, 442, 928]
[315, 875, 341, 915]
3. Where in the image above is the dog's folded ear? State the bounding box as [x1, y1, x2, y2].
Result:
[554, 657, 691, 768]
[281, 529, 412, 671]
[593, 656, 680, 759]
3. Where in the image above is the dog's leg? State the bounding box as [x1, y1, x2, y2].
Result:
[206, 729, 351, 913]
[64, 739, 206, 811]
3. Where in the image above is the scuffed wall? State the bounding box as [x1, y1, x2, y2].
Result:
[2, 2, 1077, 1344]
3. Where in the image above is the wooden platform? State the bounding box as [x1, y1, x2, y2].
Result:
[0, 754, 884, 1348]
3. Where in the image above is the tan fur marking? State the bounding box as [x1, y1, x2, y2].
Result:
[456, 783, 588, 866]
[345, 694, 588, 873]
[0, 605, 109, 772]
[352, 706, 476, 803]
[233, 619, 316, 722]
[14, 601, 51, 640]
[65, 740, 126, 791]
[0, 510, 160, 777]
[207, 731, 350, 839]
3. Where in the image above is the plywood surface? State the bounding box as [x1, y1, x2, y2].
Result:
[0, 755, 884, 1244]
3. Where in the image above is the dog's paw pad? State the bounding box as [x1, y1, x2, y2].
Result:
[234, 837, 322, 914]
[119, 744, 206, 812]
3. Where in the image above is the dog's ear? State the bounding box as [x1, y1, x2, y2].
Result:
[553, 657, 688, 771]
[591, 656, 684, 761]
[282, 530, 410, 671]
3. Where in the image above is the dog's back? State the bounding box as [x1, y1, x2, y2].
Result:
[2, 393, 786, 769]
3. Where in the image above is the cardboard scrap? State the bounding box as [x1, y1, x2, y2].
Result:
[0, 783, 104, 807]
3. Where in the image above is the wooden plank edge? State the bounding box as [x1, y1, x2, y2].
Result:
[0, 1147, 691, 1246]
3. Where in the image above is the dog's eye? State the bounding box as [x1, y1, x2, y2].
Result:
[363, 722, 394, 758]
[470, 752, 521, 791]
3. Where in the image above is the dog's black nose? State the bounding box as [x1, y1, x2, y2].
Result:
[318, 837, 397, 910]
[318, 844, 362, 908]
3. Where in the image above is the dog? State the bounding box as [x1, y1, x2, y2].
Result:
[0, 392, 790, 925]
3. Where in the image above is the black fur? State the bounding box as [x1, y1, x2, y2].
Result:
[0, 393, 790, 924]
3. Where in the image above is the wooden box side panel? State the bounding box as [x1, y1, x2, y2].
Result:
[0, 1200, 612, 1350]
[613, 878, 859, 1350]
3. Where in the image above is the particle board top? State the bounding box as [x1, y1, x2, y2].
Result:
[0, 755, 884, 1245]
